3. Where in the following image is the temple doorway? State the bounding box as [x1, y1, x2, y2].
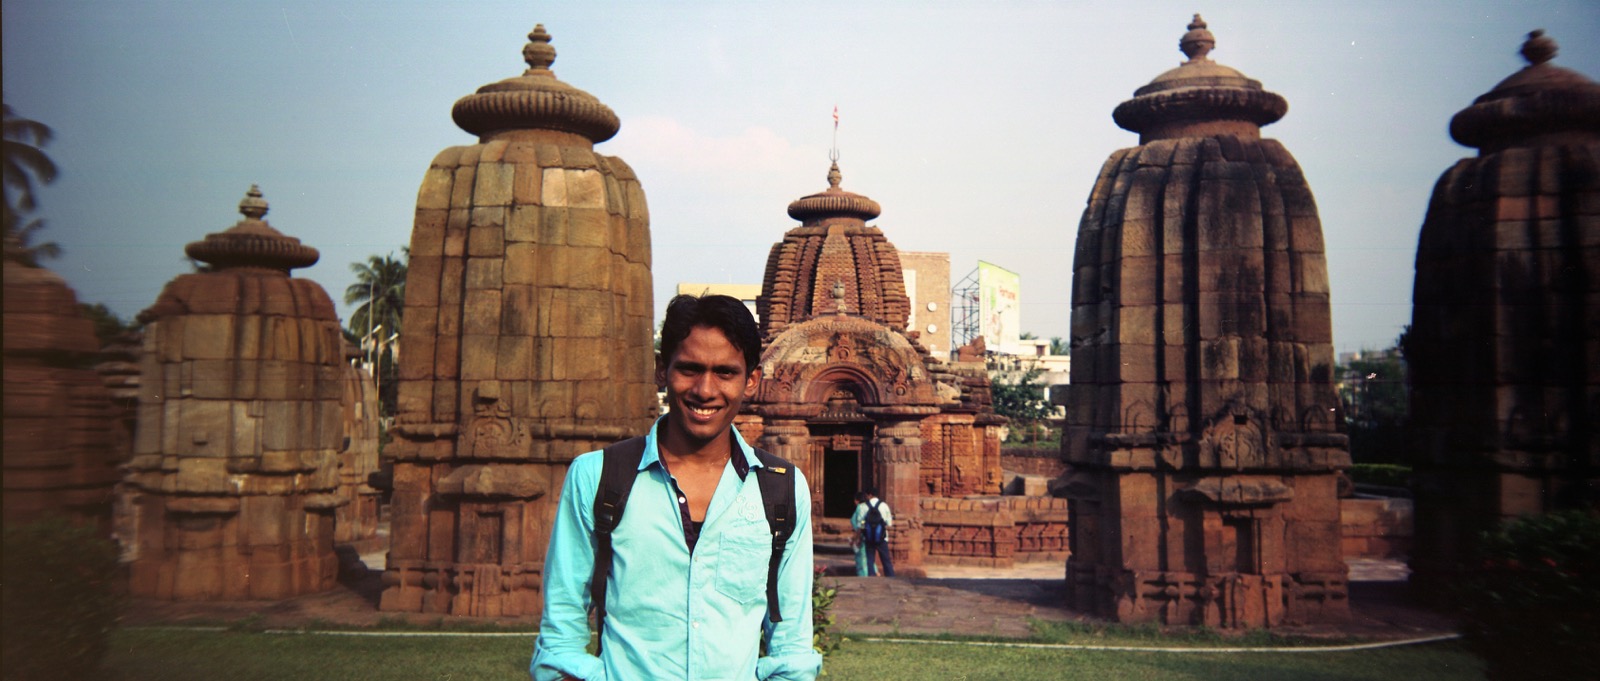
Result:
[822, 447, 861, 518]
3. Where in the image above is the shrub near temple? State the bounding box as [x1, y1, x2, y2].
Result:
[2, 517, 125, 681]
[1457, 510, 1600, 681]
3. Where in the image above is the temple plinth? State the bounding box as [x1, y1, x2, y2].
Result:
[1062, 16, 1350, 628]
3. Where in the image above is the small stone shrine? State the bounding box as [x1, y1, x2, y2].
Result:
[380, 25, 656, 616]
[1061, 16, 1350, 627]
[742, 159, 1029, 574]
[1407, 30, 1600, 599]
[124, 186, 344, 600]
[2, 238, 123, 529]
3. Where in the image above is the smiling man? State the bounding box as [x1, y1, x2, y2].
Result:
[531, 294, 821, 681]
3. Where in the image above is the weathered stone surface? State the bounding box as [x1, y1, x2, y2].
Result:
[1409, 30, 1600, 604]
[2, 254, 122, 530]
[381, 25, 655, 617]
[747, 161, 1006, 573]
[123, 187, 342, 601]
[1062, 17, 1349, 629]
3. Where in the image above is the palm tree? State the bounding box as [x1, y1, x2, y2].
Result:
[1, 213, 61, 266]
[2, 103, 61, 265]
[345, 250, 407, 417]
[344, 250, 408, 343]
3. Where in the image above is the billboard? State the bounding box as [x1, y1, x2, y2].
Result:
[977, 261, 1020, 352]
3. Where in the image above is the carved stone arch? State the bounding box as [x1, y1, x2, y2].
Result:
[803, 365, 884, 406]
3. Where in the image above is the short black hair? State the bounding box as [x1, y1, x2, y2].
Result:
[659, 294, 761, 374]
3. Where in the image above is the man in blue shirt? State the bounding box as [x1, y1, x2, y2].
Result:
[531, 294, 822, 681]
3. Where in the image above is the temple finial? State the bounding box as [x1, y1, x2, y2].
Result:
[523, 24, 556, 72]
[827, 161, 842, 189]
[238, 184, 268, 220]
[1520, 29, 1557, 66]
[1180, 14, 1215, 62]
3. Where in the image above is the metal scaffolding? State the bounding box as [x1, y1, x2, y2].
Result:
[951, 267, 980, 353]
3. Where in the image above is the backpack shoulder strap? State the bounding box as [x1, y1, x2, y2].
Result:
[591, 436, 647, 643]
[752, 448, 797, 623]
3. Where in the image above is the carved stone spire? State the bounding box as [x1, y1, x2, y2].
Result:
[182, 185, 319, 273]
[1112, 16, 1288, 141]
[451, 24, 621, 142]
[786, 160, 882, 222]
[1449, 30, 1599, 152]
[1179, 14, 1215, 62]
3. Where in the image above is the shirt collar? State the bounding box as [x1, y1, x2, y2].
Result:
[643, 416, 757, 481]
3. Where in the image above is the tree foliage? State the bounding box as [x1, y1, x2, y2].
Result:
[78, 302, 141, 347]
[1336, 344, 1408, 464]
[345, 250, 407, 417]
[990, 364, 1053, 439]
[2, 517, 125, 681]
[345, 250, 407, 341]
[1458, 510, 1600, 681]
[2, 103, 61, 266]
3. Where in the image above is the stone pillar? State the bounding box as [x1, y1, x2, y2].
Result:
[1408, 30, 1600, 602]
[873, 419, 925, 574]
[1062, 16, 1349, 628]
[124, 186, 344, 600]
[381, 24, 656, 616]
[2, 246, 122, 530]
[758, 416, 814, 504]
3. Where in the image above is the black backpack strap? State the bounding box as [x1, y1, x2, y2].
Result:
[752, 448, 797, 624]
[591, 436, 647, 648]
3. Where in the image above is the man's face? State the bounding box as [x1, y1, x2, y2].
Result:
[657, 325, 760, 451]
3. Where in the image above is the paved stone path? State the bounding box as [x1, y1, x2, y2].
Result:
[130, 550, 1453, 641]
[819, 553, 1454, 640]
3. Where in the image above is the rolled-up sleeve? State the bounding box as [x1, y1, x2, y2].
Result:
[757, 469, 824, 681]
[530, 453, 605, 681]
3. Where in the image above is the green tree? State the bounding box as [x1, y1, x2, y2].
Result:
[345, 250, 407, 342]
[2, 103, 61, 266]
[345, 250, 407, 417]
[990, 364, 1053, 442]
[3, 517, 125, 681]
[77, 302, 141, 347]
[1336, 342, 1408, 464]
[1048, 336, 1069, 356]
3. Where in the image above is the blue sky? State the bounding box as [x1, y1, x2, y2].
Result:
[5, 0, 1597, 354]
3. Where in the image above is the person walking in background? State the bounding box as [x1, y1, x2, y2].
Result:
[852, 489, 894, 577]
[849, 492, 870, 576]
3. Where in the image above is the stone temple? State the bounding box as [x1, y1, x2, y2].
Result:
[2, 238, 123, 529]
[740, 160, 1064, 573]
[381, 25, 657, 616]
[1061, 16, 1350, 627]
[1408, 30, 1600, 599]
[125, 186, 345, 600]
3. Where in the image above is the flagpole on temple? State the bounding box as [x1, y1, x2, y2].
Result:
[830, 105, 839, 162]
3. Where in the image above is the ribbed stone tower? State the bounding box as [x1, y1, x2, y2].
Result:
[746, 159, 1010, 573]
[1062, 16, 1350, 628]
[381, 24, 655, 616]
[2, 239, 122, 528]
[1408, 30, 1600, 600]
[125, 186, 344, 600]
[757, 160, 909, 336]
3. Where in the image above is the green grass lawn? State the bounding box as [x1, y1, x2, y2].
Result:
[102, 627, 1484, 681]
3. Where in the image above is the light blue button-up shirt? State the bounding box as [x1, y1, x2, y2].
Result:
[531, 419, 822, 681]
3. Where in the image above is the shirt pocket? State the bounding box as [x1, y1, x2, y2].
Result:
[714, 531, 772, 604]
